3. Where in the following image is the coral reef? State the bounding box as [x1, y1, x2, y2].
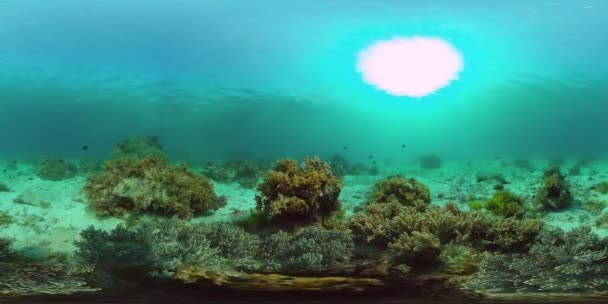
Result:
[75, 218, 261, 277]
[533, 166, 573, 211]
[582, 200, 606, 216]
[0, 183, 10, 192]
[0, 237, 12, 260]
[591, 181, 608, 195]
[84, 157, 225, 218]
[255, 157, 342, 225]
[389, 230, 441, 267]
[35, 157, 77, 181]
[438, 244, 481, 275]
[201, 161, 232, 183]
[233, 161, 260, 189]
[0, 263, 98, 296]
[365, 175, 431, 211]
[419, 154, 442, 170]
[261, 226, 354, 273]
[110, 136, 164, 160]
[466, 226, 608, 293]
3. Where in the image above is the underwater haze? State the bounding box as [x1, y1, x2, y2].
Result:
[1, 0, 607, 162]
[3, 1, 608, 302]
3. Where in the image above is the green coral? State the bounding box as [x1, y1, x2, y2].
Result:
[261, 226, 354, 273]
[366, 175, 431, 211]
[255, 157, 342, 225]
[533, 166, 573, 211]
[34, 157, 77, 181]
[477, 191, 526, 219]
[110, 136, 165, 160]
[84, 157, 226, 219]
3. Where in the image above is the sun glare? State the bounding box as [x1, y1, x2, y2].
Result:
[356, 36, 463, 98]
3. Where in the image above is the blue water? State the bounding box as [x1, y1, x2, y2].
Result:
[0, 0, 607, 163]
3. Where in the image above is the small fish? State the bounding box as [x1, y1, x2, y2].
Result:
[343, 147, 348, 151]
[82, 145, 89, 151]
[494, 156, 500, 160]
[401, 144, 406, 148]
[11, 160, 16, 164]
[372, 160, 376, 165]
[2, 169, 6, 173]
[368, 155, 373, 159]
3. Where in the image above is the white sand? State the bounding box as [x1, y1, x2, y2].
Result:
[1, 158, 607, 258]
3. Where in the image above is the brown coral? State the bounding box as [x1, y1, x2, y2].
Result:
[84, 157, 225, 218]
[255, 157, 342, 225]
[366, 175, 431, 211]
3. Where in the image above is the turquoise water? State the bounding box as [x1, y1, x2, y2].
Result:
[1, 0, 608, 302]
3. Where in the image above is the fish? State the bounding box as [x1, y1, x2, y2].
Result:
[343, 147, 348, 150]
[82, 145, 89, 151]
[372, 160, 376, 165]
[368, 155, 373, 159]
[494, 156, 500, 160]
[401, 144, 406, 148]
[10, 160, 16, 164]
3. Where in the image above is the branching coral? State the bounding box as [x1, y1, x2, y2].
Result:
[366, 175, 430, 211]
[110, 136, 164, 160]
[255, 157, 342, 225]
[482, 217, 543, 252]
[438, 244, 481, 275]
[75, 218, 261, 277]
[260, 226, 354, 273]
[84, 157, 226, 218]
[534, 166, 573, 211]
[389, 230, 441, 266]
[466, 226, 608, 293]
[35, 157, 77, 181]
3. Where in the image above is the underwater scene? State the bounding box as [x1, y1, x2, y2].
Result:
[1, 0, 608, 303]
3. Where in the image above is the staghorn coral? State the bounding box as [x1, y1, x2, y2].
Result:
[533, 166, 573, 211]
[349, 198, 541, 255]
[35, 157, 77, 181]
[467, 226, 608, 293]
[110, 136, 164, 160]
[366, 175, 430, 211]
[482, 217, 543, 252]
[84, 157, 225, 218]
[438, 244, 481, 275]
[261, 226, 354, 273]
[419, 154, 442, 170]
[255, 157, 342, 225]
[389, 230, 441, 267]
